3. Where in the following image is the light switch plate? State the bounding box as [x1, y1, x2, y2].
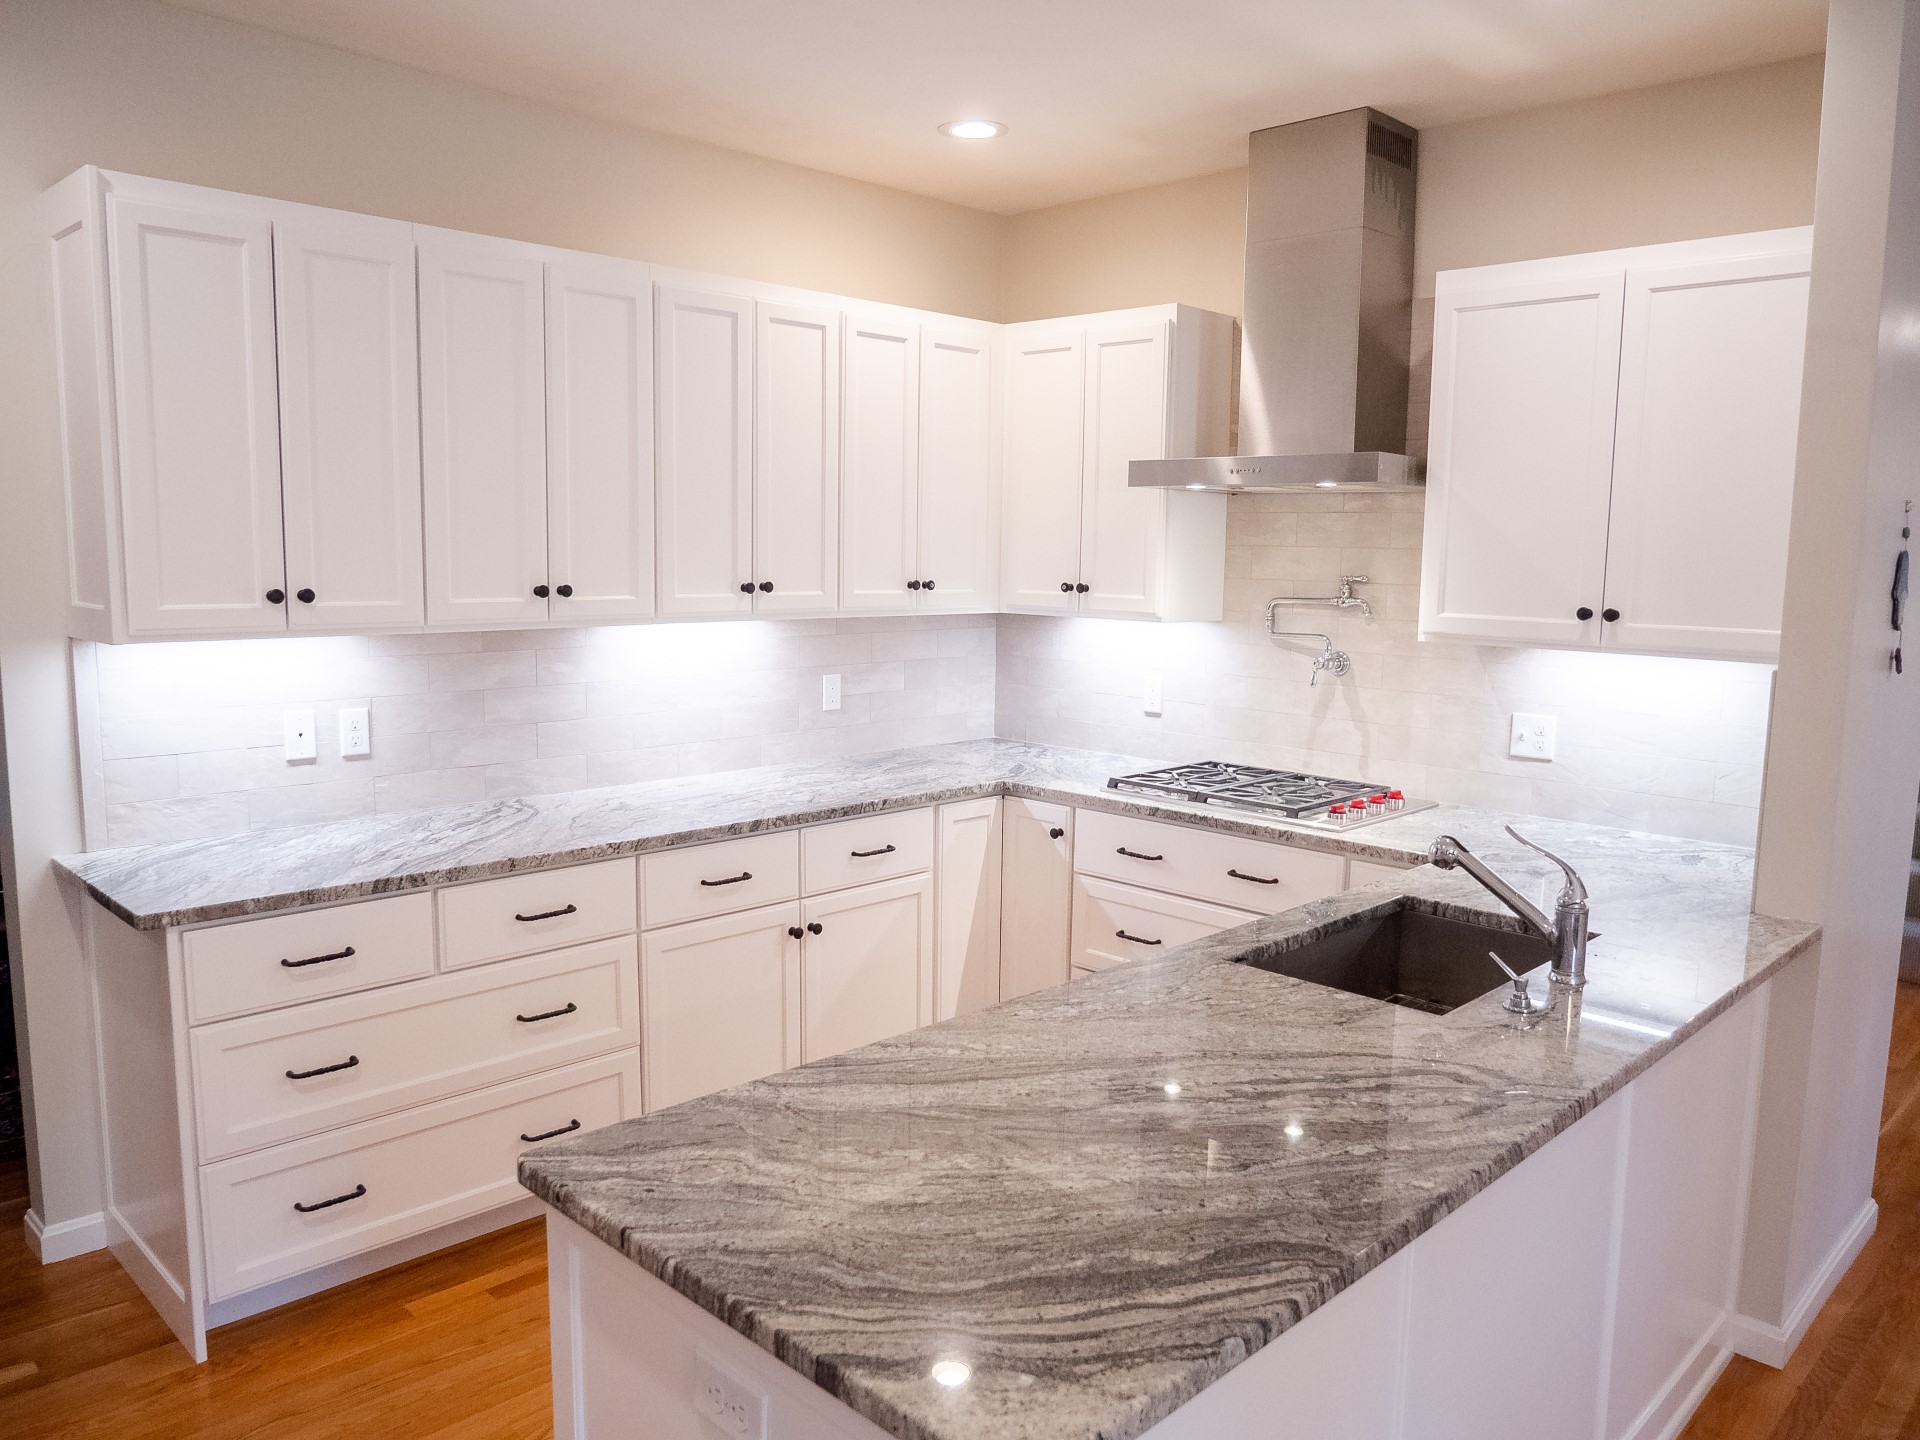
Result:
[1509, 712, 1556, 761]
[822, 673, 841, 712]
[283, 709, 317, 763]
[1144, 673, 1164, 717]
[339, 706, 370, 757]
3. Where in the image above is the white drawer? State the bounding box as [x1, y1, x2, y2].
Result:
[190, 936, 639, 1161]
[641, 832, 800, 929]
[801, 807, 934, 894]
[200, 1051, 639, 1301]
[1070, 875, 1261, 975]
[183, 894, 434, 1025]
[1346, 857, 1414, 889]
[1075, 809, 1347, 913]
[438, 857, 636, 970]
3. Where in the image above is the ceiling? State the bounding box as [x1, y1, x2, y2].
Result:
[161, 0, 1828, 214]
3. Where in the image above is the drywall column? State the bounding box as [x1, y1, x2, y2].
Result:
[1740, 0, 1920, 1358]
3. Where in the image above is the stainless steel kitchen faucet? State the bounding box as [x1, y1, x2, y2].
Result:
[1428, 826, 1591, 989]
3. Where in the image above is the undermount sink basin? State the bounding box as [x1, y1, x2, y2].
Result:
[1234, 901, 1557, 1015]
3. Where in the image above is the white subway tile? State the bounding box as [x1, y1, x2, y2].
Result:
[430, 724, 538, 769]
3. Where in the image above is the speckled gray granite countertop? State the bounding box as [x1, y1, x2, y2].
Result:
[62, 738, 1469, 930]
[518, 812, 1815, 1440]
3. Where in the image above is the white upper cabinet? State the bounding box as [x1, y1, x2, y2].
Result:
[1421, 229, 1812, 662]
[1603, 250, 1812, 660]
[418, 231, 550, 627]
[754, 301, 841, 614]
[916, 327, 998, 611]
[275, 210, 423, 631]
[546, 258, 656, 623]
[106, 194, 287, 635]
[840, 314, 919, 612]
[655, 286, 754, 618]
[1001, 328, 1086, 613]
[1079, 321, 1171, 617]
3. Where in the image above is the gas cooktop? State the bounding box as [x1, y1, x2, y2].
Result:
[1106, 761, 1433, 830]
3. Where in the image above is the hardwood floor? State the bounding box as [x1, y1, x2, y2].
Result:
[5, 983, 1919, 1439]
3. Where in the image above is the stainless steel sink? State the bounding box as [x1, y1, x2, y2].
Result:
[1233, 901, 1557, 1015]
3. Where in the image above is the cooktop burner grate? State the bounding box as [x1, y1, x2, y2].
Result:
[1107, 761, 1404, 822]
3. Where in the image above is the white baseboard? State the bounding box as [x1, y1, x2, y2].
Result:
[22, 1206, 109, 1263]
[1729, 1198, 1878, 1368]
[1621, 1333, 1734, 1440]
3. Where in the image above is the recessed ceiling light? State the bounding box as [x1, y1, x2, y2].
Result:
[940, 119, 1006, 140]
[931, 1359, 973, 1387]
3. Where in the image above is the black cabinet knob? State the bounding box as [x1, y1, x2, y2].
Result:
[922, 579, 936, 591]
[907, 580, 922, 591]
[787, 925, 804, 940]
[265, 588, 286, 605]
[1049, 826, 1065, 840]
[1602, 608, 1620, 623]
[1075, 582, 1090, 594]
[1061, 581, 1073, 593]
[533, 584, 550, 598]
[1576, 607, 1593, 621]
[740, 582, 755, 594]
[556, 584, 573, 598]
[806, 921, 823, 936]
[758, 581, 773, 593]
[295, 588, 315, 604]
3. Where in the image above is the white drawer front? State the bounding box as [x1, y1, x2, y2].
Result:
[1075, 809, 1347, 913]
[1070, 875, 1260, 975]
[191, 937, 639, 1160]
[1346, 857, 1414, 889]
[438, 857, 636, 969]
[200, 1052, 639, 1301]
[801, 807, 935, 894]
[184, 894, 434, 1025]
[641, 832, 800, 929]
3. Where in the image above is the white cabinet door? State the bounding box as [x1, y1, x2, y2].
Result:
[935, 799, 1001, 1021]
[641, 902, 801, 1112]
[917, 327, 997, 612]
[1079, 321, 1170, 618]
[1421, 271, 1624, 647]
[1001, 328, 1086, 612]
[418, 233, 550, 626]
[840, 314, 919, 612]
[546, 259, 655, 623]
[656, 287, 753, 618]
[107, 197, 286, 635]
[1000, 800, 1073, 999]
[1602, 250, 1811, 661]
[800, 874, 932, 1062]
[273, 210, 423, 631]
[753, 301, 840, 614]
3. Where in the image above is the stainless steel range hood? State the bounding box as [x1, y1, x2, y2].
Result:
[1132, 107, 1420, 493]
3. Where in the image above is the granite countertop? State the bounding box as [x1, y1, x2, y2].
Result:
[60, 738, 1468, 930]
[518, 814, 1816, 1440]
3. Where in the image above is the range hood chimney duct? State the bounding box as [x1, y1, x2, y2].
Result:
[1132, 107, 1420, 492]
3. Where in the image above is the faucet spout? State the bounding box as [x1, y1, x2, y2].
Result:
[1427, 830, 1591, 988]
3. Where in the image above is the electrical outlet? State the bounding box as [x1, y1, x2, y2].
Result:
[822, 673, 842, 712]
[692, 1350, 766, 1438]
[339, 707, 370, 757]
[1144, 673, 1164, 717]
[283, 709, 317, 763]
[1509, 712, 1557, 761]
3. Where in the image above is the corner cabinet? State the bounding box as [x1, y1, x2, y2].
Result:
[1000, 304, 1234, 621]
[1420, 228, 1811, 662]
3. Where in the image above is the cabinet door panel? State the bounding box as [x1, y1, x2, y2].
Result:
[547, 260, 655, 622]
[935, 799, 1001, 1022]
[107, 197, 285, 634]
[1079, 321, 1170, 617]
[1001, 329, 1085, 611]
[642, 903, 801, 1112]
[801, 875, 932, 1062]
[274, 211, 423, 630]
[918, 328, 997, 611]
[1000, 800, 1073, 999]
[418, 234, 550, 626]
[656, 287, 753, 617]
[754, 302, 840, 613]
[840, 314, 919, 611]
[1421, 272, 1623, 646]
[1603, 251, 1810, 661]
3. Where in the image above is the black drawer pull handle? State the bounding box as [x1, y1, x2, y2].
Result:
[293, 1183, 366, 1214]
[699, 871, 753, 887]
[281, 945, 356, 969]
[850, 844, 896, 858]
[1115, 929, 1163, 946]
[1228, 869, 1279, 885]
[520, 1118, 581, 1144]
[1049, 827, 1065, 840]
[1116, 847, 1165, 862]
[286, 1055, 359, 1080]
[514, 903, 578, 922]
[516, 1001, 579, 1024]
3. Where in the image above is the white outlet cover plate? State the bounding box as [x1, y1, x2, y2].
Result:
[693, 1349, 767, 1438]
[339, 706, 370, 757]
[822, 673, 842, 712]
[1144, 673, 1163, 717]
[283, 709, 317, 763]
[1509, 712, 1557, 761]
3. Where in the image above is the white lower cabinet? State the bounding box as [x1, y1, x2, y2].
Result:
[934, 798, 1002, 1021]
[801, 874, 934, 1062]
[1000, 799, 1075, 999]
[1070, 876, 1259, 977]
[640, 902, 801, 1112]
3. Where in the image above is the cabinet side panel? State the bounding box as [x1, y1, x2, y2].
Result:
[50, 210, 114, 631]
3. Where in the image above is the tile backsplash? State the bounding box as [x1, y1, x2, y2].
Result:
[995, 491, 1772, 848]
[77, 616, 995, 849]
